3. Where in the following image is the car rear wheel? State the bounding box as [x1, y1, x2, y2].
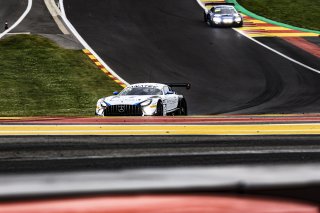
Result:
[178, 98, 187, 116]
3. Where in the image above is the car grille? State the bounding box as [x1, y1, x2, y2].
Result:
[104, 105, 143, 116]
[222, 18, 233, 24]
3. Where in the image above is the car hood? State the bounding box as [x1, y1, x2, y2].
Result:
[104, 95, 157, 105]
[220, 14, 236, 18]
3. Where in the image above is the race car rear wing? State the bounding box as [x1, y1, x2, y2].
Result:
[165, 83, 191, 90]
[204, 2, 235, 6]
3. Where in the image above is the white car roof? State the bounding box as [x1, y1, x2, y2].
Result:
[128, 83, 166, 90]
[215, 5, 235, 9]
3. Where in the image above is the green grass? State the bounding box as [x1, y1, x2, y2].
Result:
[237, 0, 320, 31]
[0, 35, 123, 116]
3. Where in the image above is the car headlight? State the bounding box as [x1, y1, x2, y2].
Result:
[101, 101, 107, 107]
[235, 17, 242, 22]
[140, 99, 152, 106]
[213, 17, 222, 23]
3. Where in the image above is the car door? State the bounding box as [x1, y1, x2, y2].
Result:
[164, 86, 178, 111]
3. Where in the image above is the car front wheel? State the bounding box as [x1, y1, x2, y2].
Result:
[155, 101, 164, 116]
[235, 21, 243, 27]
[204, 12, 207, 22]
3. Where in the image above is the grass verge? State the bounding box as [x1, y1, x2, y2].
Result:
[0, 34, 123, 116]
[237, 0, 320, 31]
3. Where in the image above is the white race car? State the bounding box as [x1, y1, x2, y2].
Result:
[204, 3, 243, 27]
[95, 83, 190, 116]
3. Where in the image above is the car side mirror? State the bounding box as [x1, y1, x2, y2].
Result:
[113, 91, 119, 95]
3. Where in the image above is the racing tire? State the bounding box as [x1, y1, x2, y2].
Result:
[203, 12, 207, 22]
[178, 98, 187, 116]
[235, 21, 243, 28]
[155, 101, 164, 116]
[206, 15, 213, 27]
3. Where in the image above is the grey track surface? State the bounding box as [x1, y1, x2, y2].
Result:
[12, 0, 61, 34]
[1, 135, 320, 173]
[9, 0, 83, 49]
[0, 0, 27, 33]
[40, 33, 83, 49]
[255, 37, 320, 70]
[65, 0, 320, 115]
[1, 135, 320, 203]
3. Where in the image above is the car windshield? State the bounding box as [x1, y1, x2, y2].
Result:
[213, 7, 236, 15]
[120, 87, 163, 95]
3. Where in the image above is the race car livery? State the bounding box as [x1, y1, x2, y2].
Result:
[204, 3, 243, 27]
[95, 83, 189, 116]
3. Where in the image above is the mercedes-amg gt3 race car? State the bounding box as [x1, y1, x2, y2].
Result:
[95, 83, 190, 116]
[204, 3, 243, 27]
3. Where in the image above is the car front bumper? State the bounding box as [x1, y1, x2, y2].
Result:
[96, 104, 158, 116]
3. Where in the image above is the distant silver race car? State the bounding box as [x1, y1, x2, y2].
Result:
[204, 3, 243, 27]
[95, 83, 190, 116]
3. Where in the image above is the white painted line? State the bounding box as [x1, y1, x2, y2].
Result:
[44, 0, 69, 34]
[196, 0, 208, 12]
[0, 0, 33, 39]
[233, 28, 320, 73]
[195, 0, 320, 74]
[7, 32, 31, 35]
[59, 0, 129, 86]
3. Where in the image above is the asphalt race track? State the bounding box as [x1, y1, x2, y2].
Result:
[65, 0, 320, 115]
[1, 135, 320, 173]
[0, 0, 27, 33]
[255, 37, 320, 70]
[12, 0, 61, 34]
[1, 116, 320, 175]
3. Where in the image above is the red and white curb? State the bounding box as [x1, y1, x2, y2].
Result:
[83, 49, 127, 88]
